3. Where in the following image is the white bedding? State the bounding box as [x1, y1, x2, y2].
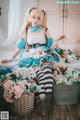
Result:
[0, 51, 19, 68]
[0, 57, 80, 70]
[0, 44, 80, 69]
[0, 60, 19, 68]
[59, 59, 80, 70]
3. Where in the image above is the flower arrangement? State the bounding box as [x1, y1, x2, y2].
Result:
[58, 48, 79, 63]
[0, 66, 40, 103]
[52, 63, 80, 85]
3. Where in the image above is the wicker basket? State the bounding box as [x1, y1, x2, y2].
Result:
[10, 93, 35, 116]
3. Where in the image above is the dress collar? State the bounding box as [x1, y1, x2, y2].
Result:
[29, 25, 42, 32]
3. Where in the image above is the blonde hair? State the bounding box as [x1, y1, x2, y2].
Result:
[30, 9, 47, 27]
[19, 7, 47, 38]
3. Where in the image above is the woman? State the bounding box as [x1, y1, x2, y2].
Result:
[2, 7, 65, 115]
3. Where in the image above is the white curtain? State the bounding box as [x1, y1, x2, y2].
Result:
[1, 0, 21, 51]
[0, 0, 36, 52]
[8, 0, 20, 40]
[0, 0, 37, 61]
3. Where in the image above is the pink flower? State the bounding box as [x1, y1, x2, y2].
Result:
[16, 81, 25, 89]
[3, 91, 13, 103]
[13, 85, 24, 99]
[56, 68, 60, 72]
[62, 51, 68, 58]
[3, 80, 14, 91]
[58, 63, 67, 69]
[53, 71, 58, 76]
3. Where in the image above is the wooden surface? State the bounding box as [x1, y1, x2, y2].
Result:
[8, 103, 80, 120]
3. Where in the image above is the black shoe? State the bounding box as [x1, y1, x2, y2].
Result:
[40, 99, 47, 116]
[40, 58, 52, 67]
[46, 94, 52, 113]
[40, 58, 49, 65]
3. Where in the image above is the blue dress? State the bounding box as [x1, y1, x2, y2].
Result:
[16, 35, 60, 67]
[0, 26, 60, 74]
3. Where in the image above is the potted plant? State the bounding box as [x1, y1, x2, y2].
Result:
[52, 63, 80, 105]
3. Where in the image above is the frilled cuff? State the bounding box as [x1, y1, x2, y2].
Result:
[45, 37, 54, 49]
[16, 38, 26, 49]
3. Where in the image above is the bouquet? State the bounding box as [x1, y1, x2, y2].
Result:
[0, 66, 40, 103]
[58, 48, 79, 63]
[52, 63, 80, 85]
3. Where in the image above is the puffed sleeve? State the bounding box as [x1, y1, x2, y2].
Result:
[45, 37, 54, 49]
[16, 38, 26, 49]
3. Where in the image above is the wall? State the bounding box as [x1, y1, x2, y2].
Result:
[20, 0, 36, 28]
[0, 0, 37, 34]
[0, 0, 9, 34]
[37, 0, 80, 44]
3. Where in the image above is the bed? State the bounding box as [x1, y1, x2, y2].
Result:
[0, 44, 80, 70]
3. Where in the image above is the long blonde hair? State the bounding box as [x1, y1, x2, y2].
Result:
[19, 7, 47, 38]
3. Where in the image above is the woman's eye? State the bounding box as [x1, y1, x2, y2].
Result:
[32, 16, 35, 19]
[32, 16, 40, 20]
[37, 17, 40, 20]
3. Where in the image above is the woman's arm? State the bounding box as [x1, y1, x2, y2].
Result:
[45, 29, 65, 50]
[50, 35, 65, 50]
[2, 37, 27, 63]
[2, 48, 21, 63]
[11, 48, 21, 60]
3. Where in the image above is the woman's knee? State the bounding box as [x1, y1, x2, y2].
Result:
[39, 94, 46, 101]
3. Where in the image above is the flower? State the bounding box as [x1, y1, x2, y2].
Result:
[0, 66, 40, 103]
[62, 51, 68, 58]
[66, 54, 77, 63]
[58, 48, 78, 63]
[52, 63, 80, 85]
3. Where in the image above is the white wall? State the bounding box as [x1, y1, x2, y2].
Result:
[20, 0, 36, 28]
[0, 0, 9, 34]
[0, 0, 36, 34]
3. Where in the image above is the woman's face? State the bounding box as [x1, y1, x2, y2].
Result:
[31, 15, 41, 27]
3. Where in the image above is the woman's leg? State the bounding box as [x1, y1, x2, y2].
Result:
[36, 70, 46, 96]
[41, 61, 53, 113]
[42, 61, 53, 94]
[36, 61, 54, 115]
[36, 70, 47, 115]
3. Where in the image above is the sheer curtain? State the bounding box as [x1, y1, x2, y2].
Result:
[1, 0, 21, 51]
[8, 0, 20, 41]
[0, 0, 37, 62]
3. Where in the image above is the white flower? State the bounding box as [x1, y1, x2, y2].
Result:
[12, 66, 36, 80]
[22, 80, 28, 85]
[56, 79, 65, 84]
[67, 54, 77, 63]
[27, 67, 36, 79]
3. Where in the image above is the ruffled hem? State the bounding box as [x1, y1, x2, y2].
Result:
[18, 55, 59, 67]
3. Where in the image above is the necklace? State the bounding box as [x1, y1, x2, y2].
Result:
[30, 25, 42, 32]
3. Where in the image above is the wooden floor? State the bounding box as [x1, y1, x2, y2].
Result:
[0, 99, 80, 120]
[8, 103, 80, 120]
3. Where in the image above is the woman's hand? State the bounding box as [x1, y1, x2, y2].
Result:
[29, 80, 36, 84]
[58, 35, 65, 41]
[50, 35, 65, 50]
[1, 59, 12, 64]
[34, 67, 40, 72]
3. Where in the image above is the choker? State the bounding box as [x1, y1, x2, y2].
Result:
[30, 26, 42, 32]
